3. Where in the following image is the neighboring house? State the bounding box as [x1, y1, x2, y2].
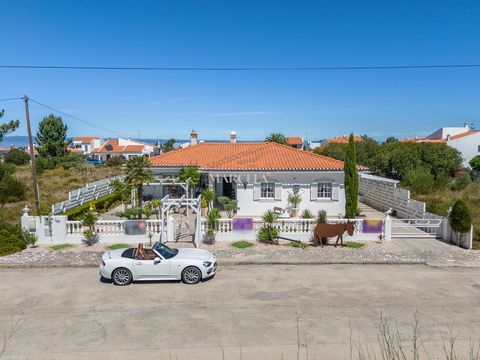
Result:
[286, 136, 304, 149]
[402, 124, 480, 167]
[322, 135, 362, 146]
[90, 138, 159, 162]
[146, 132, 365, 217]
[71, 136, 101, 155]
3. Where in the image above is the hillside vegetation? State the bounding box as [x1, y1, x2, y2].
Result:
[1, 164, 123, 224]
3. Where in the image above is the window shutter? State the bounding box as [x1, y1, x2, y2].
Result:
[274, 182, 282, 200]
[331, 182, 339, 200]
[253, 183, 260, 200]
[310, 182, 318, 200]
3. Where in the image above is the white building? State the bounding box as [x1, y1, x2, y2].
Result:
[145, 132, 363, 217]
[71, 137, 101, 155]
[407, 124, 480, 167]
[90, 138, 159, 162]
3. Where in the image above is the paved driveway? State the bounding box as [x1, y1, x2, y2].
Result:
[1, 264, 480, 359]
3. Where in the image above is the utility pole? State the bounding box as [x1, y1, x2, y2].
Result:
[23, 95, 40, 213]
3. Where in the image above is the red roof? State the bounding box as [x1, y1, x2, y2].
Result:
[149, 142, 360, 171]
[67, 148, 84, 153]
[325, 136, 362, 144]
[286, 136, 303, 146]
[448, 130, 480, 140]
[74, 136, 100, 143]
[400, 138, 446, 143]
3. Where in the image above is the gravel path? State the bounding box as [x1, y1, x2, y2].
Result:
[1, 240, 479, 267]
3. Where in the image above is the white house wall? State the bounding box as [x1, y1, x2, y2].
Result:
[447, 133, 480, 167]
[231, 171, 346, 217]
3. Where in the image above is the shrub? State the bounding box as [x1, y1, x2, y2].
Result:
[287, 193, 302, 208]
[300, 209, 314, 219]
[317, 210, 327, 224]
[451, 174, 472, 191]
[450, 199, 472, 234]
[231, 241, 254, 249]
[0, 175, 26, 204]
[4, 148, 30, 165]
[206, 208, 221, 243]
[218, 196, 239, 218]
[63, 192, 120, 220]
[82, 229, 100, 246]
[116, 207, 141, 219]
[0, 217, 27, 256]
[36, 153, 84, 173]
[22, 229, 38, 248]
[106, 156, 125, 167]
[258, 210, 279, 243]
[470, 155, 480, 171]
[403, 168, 435, 195]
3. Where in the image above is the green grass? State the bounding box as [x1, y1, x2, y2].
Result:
[344, 241, 364, 249]
[106, 243, 131, 250]
[288, 241, 310, 249]
[50, 244, 74, 251]
[231, 241, 254, 249]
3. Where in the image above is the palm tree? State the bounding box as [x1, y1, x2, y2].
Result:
[179, 166, 201, 197]
[124, 156, 154, 218]
[265, 133, 287, 145]
[202, 188, 216, 211]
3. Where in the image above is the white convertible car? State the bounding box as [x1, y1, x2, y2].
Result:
[99, 242, 217, 285]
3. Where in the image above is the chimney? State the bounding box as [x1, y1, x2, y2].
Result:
[190, 130, 198, 145]
[230, 130, 237, 143]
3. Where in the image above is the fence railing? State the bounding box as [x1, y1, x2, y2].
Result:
[52, 176, 124, 215]
[66, 219, 164, 236]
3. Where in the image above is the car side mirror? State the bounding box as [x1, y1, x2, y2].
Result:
[154, 257, 161, 264]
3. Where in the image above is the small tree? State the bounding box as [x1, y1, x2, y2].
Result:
[81, 210, 99, 246]
[218, 196, 239, 218]
[124, 156, 154, 216]
[265, 133, 287, 145]
[150, 199, 162, 219]
[142, 203, 154, 219]
[258, 210, 279, 244]
[206, 208, 221, 243]
[36, 114, 69, 157]
[112, 180, 131, 210]
[146, 231, 154, 246]
[162, 138, 176, 153]
[202, 188, 216, 211]
[344, 134, 359, 218]
[470, 155, 480, 171]
[450, 200, 472, 236]
[178, 166, 201, 197]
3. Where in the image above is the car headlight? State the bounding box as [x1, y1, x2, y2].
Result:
[203, 261, 212, 267]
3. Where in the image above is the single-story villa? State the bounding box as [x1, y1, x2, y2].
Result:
[90, 138, 159, 162]
[145, 131, 364, 217]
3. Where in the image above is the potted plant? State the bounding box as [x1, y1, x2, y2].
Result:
[287, 193, 302, 218]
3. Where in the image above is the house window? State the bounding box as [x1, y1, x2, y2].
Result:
[260, 182, 275, 199]
[317, 182, 332, 198]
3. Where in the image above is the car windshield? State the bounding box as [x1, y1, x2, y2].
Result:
[153, 242, 178, 259]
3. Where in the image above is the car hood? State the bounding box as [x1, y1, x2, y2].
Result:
[175, 248, 214, 261]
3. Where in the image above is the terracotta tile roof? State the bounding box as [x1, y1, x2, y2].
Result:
[67, 148, 85, 153]
[149, 142, 361, 171]
[448, 130, 480, 140]
[286, 136, 303, 145]
[73, 136, 100, 143]
[325, 136, 362, 144]
[91, 139, 149, 154]
[400, 138, 446, 143]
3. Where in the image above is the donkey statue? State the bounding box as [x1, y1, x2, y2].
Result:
[313, 221, 355, 247]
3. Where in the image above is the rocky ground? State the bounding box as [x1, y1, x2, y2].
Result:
[1, 239, 479, 267]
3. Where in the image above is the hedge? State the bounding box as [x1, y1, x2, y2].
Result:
[62, 192, 120, 220]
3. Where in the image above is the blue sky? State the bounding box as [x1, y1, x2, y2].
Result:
[1, 0, 479, 141]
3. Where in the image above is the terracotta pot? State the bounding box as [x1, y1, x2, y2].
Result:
[289, 208, 299, 218]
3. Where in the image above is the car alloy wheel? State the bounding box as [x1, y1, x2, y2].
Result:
[182, 266, 201, 284]
[113, 268, 132, 286]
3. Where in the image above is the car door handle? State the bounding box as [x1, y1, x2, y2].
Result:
[135, 262, 142, 265]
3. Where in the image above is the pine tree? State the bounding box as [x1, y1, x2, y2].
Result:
[344, 133, 358, 218]
[35, 114, 69, 157]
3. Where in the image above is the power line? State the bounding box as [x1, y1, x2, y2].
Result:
[0, 64, 480, 71]
[0, 97, 23, 102]
[28, 98, 127, 137]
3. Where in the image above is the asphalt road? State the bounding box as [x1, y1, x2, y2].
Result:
[1, 264, 480, 359]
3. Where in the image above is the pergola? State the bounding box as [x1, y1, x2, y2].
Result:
[143, 177, 202, 248]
